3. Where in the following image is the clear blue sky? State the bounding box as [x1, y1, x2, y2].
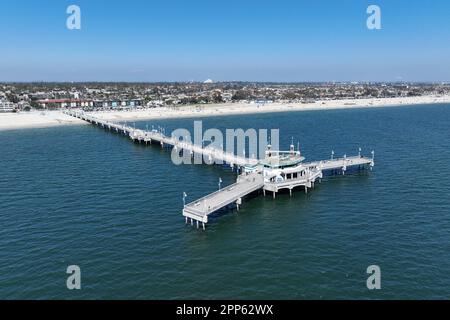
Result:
[1, 0, 449, 82]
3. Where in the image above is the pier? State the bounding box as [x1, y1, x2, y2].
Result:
[66, 110, 257, 168]
[66, 110, 375, 229]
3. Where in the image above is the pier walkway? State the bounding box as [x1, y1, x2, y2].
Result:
[306, 155, 373, 172]
[66, 110, 257, 168]
[183, 172, 264, 229]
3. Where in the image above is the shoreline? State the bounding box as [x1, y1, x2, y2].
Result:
[1, 95, 450, 131]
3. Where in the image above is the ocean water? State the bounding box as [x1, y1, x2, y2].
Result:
[1, 104, 450, 300]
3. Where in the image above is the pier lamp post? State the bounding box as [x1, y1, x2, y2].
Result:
[371, 150, 375, 170]
[358, 147, 362, 157]
[331, 150, 335, 160]
[183, 192, 187, 207]
[219, 178, 222, 191]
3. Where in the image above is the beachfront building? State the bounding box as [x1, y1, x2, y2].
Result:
[255, 99, 274, 105]
[37, 99, 94, 109]
[0, 99, 15, 113]
[35, 98, 143, 110]
[92, 99, 143, 109]
[221, 92, 233, 102]
[145, 100, 164, 108]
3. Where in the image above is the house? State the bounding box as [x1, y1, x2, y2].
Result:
[221, 92, 233, 102]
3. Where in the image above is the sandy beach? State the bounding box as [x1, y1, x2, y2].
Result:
[0, 111, 86, 131]
[1, 95, 450, 131]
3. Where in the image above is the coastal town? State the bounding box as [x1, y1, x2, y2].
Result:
[1, 81, 450, 113]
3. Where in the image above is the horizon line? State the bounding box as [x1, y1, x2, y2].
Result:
[1, 80, 449, 85]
